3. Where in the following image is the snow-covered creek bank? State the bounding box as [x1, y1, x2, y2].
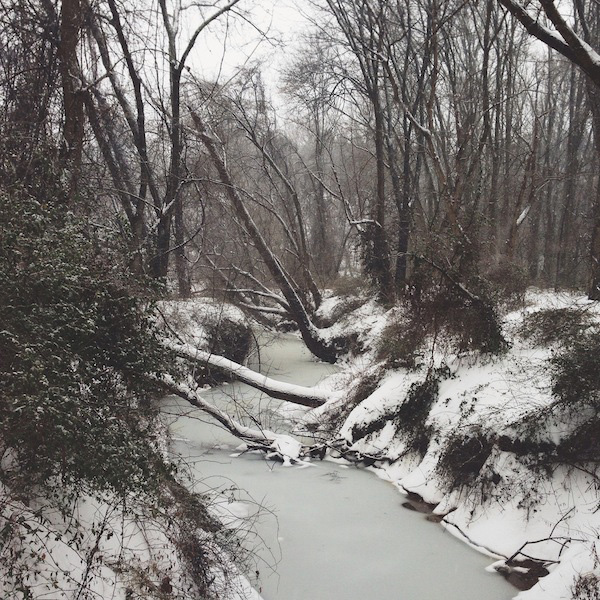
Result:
[162, 333, 515, 600]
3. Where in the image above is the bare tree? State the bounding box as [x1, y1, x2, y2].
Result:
[322, 0, 395, 303]
[82, 0, 242, 290]
[190, 110, 342, 362]
[281, 36, 344, 282]
[496, 0, 600, 299]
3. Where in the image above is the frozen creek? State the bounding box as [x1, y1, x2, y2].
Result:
[162, 333, 515, 600]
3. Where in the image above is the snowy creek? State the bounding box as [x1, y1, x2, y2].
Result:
[161, 333, 516, 600]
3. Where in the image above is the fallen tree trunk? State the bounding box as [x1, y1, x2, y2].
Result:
[166, 341, 329, 408]
[155, 374, 308, 464]
[157, 374, 275, 446]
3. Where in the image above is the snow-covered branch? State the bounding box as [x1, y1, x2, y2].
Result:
[155, 375, 307, 464]
[167, 341, 328, 408]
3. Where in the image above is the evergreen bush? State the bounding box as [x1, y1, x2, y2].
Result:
[0, 185, 176, 499]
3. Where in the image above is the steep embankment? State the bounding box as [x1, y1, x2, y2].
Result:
[308, 290, 600, 600]
[0, 299, 260, 600]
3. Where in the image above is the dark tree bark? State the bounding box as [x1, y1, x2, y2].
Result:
[325, 0, 395, 305]
[191, 112, 340, 363]
[58, 0, 84, 202]
[587, 84, 600, 299]
[496, 0, 600, 299]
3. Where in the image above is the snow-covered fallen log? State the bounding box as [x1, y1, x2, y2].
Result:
[166, 340, 328, 408]
[155, 375, 306, 465]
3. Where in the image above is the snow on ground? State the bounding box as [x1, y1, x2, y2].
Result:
[0, 481, 264, 600]
[11, 291, 598, 599]
[514, 541, 600, 600]
[1, 490, 186, 599]
[157, 297, 248, 350]
[317, 289, 600, 600]
[318, 293, 390, 357]
[0, 298, 266, 600]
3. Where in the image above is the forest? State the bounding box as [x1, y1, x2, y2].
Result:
[1, 0, 600, 598]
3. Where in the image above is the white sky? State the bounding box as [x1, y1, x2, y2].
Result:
[187, 0, 313, 91]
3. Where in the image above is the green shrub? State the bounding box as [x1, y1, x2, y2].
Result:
[556, 417, 600, 463]
[204, 318, 253, 363]
[423, 285, 506, 354]
[197, 318, 254, 384]
[0, 188, 176, 498]
[498, 328, 600, 470]
[406, 259, 507, 356]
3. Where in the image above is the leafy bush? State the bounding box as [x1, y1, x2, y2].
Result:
[498, 328, 600, 469]
[379, 280, 506, 368]
[556, 417, 600, 463]
[204, 319, 253, 364]
[392, 370, 451, 456]
[0, 187, 176, 498]
[543, 329, 600, 464]
[198, 318, 254, 384]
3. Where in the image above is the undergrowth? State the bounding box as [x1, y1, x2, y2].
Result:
[377, 278, 507, 369]
[485, 262, 529, 307]
[437, 429, 493, 488]
[0, 161, 247, 599]
[572, 572, 600, 600]
[309, 367, 386, 439]
[520, 306, 593, 346]
[349, 368, 448, 457]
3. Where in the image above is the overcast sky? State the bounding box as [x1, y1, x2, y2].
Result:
[188, 0, 313, 90]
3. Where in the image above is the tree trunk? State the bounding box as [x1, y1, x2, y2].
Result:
[58, 0, 84, 202]
[168, 341, 328, 407]
[371, 98, 394, 305]
[153, 215, 172, 280]
[192, 113, 339, 362]
[175, 197, 191, 297]
[588, 85, 600, 299]
[556, 65, 585, 286]
[590, 183, 600, 300]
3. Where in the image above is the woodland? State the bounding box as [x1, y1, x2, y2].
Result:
[2, 0, 600, 598]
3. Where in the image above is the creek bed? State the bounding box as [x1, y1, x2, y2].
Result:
[161, 333, 515, 600]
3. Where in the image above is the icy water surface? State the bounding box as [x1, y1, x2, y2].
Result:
[162, 333, 515, 600]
